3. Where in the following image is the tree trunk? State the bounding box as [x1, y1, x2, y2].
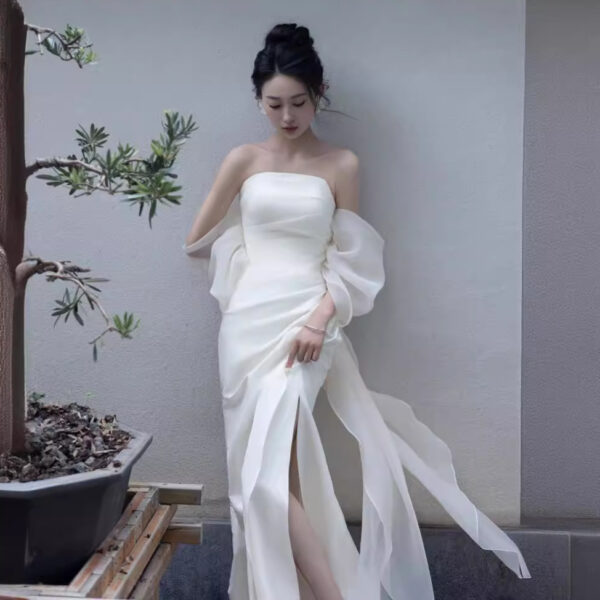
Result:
[0, 0, 27, 454]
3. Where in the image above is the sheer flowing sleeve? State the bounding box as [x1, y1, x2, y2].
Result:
[183, 194, 248, 312]
[321, 209, 531, 596]
[321, 208, 386, 327]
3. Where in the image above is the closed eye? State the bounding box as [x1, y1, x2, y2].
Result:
[268, 102, 306, 109]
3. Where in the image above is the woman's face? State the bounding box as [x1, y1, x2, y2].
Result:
[258, 74, 317, 138]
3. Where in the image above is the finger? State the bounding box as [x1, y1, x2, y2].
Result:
[297, 344, 307, 362]
[312, 347, 320, 361]
[304, 345, 315, 363]
[286, 341, 299, 368]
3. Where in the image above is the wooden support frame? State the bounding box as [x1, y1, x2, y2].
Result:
[0, 482, 203, 600]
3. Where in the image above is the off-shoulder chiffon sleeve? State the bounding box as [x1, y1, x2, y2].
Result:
[321, 207, 386, 327]
[183, 194, 248, 313]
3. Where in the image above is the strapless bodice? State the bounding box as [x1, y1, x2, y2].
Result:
[183, 169, 386, 326]
[239, 171, 335, 271]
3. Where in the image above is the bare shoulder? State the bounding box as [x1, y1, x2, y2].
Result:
[334, 147, 359, 174]
[212, 144, 255, 191]
[323, 146, 359, 184]
[331, 147, 359, 212]
[221, 143, 255, 174]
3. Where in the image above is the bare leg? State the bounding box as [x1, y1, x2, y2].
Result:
[288, 401, 343, 600]
[297, 561, 318, 600]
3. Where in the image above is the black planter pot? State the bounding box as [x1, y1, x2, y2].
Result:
[0, 423, 152, 585]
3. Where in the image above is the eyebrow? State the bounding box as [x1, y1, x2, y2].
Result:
[265, 92, 308, 100]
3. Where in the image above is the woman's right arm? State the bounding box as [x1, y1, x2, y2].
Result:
[184, 144, 250, 247]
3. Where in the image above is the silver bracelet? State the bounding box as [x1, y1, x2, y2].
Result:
[303, 324, 326, 335]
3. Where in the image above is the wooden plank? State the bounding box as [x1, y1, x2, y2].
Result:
[0, 596, 100, 600]
[0, 597, 106, 600]
[71, 488, 159, 597]
[101, 504, 177, 599]
[163, 519, 202, 545]
[128, 482, 203, 506]
[128, 542, 176, 599]
[66, 489, 152, 594]
[0, 585, 80, 597]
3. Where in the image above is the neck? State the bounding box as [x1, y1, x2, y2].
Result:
[268, 127, 319, 159]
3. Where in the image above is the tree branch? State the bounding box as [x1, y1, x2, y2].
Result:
[25, 22, 95, 68]
[25, 157, 104, 179]
[15, 256, 139, 360]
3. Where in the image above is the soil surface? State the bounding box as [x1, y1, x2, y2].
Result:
[0, 394, 132, 483]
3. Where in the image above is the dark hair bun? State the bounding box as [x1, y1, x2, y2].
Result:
[252, 22, 331, 113]
[265, 23, 313, 49]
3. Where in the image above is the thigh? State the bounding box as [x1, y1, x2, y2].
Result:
[289, 398, 303, 504]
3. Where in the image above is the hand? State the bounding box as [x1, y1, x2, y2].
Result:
[285, 325, 325, 368]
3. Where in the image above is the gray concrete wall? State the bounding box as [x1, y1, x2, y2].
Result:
[522, 0, 600, 518]
[20, 0, 525, 524]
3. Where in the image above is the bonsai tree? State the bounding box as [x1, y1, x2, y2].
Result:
[0, 0, 197, 456]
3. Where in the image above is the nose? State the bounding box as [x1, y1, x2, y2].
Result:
[282, 105, 294, 123]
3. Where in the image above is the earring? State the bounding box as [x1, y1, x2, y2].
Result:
[257, 100, 266, 115]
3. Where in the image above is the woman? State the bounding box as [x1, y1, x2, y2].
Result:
[184, 23, 531, 600]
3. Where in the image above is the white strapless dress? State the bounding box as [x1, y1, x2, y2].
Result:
[183, 171, 531, 600]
